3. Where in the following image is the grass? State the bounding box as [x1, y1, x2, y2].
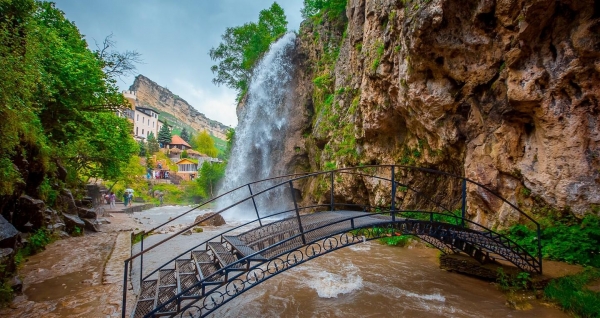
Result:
[544, 268, 600, 317]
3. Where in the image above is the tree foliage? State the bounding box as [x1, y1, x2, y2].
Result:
[209, 2, 288, 99]
[0, 1, 139, 195]
[192, 131, 219, 158]
[301, 0, 347, 19]
[158, 121, 172, 147]
[147, 132, 160, 154]
[180, 128, 190, 143]
[196, 162, 226, 199]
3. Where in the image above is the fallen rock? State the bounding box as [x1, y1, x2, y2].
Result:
[194, 213, 226, 226]
[96, 218, 111, 225]
[58, 231, 70, 239]
[47, 222, 65, 232]
[14, 195, 46, 232]
[0, 215, 20, 249]
[82, 218, 100, 232]
[77, 207, 97, 219]
[62, 213, 85, 233]
[10, 275, 22, 295]
[0, 248, 15, 279]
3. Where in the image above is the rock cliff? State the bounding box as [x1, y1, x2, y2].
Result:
[286, 0, 600, 227]
[129, 75, 230, 139]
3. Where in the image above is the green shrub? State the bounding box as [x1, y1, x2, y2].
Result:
[504, 214, 600, 267]
[379, 235, 411, 246]
[544, 268, 600, 318]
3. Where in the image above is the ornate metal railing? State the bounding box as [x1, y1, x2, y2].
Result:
[121, 165, 542, 318]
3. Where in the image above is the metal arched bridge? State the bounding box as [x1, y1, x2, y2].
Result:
[121, 165, 542, 318]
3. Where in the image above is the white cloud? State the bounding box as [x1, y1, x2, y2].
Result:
[172, 79, 238, 127]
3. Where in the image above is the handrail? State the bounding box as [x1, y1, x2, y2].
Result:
[151, 208, 540, 316]
[123, 165, 542, 318]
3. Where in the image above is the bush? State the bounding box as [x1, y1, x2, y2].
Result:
[504, 214, 600, 267]
[544, 268, 600, 317]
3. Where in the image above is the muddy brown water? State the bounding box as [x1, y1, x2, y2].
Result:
[1, 207, 573, 317]
[130, 207, 570, 318]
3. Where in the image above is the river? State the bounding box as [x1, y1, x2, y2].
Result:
[131, 206, 568, 318]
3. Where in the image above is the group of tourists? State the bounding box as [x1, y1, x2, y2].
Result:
[104, 192, 116, 209]
[104, 191, 134, 208]
[123, 191, 134, 207]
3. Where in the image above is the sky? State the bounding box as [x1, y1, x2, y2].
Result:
[52, 0, 305, 128]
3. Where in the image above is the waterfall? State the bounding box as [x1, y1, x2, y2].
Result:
[218, 33, 297, 220]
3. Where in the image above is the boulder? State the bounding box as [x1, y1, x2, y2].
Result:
[0, 215, 20, 249]
[57, 189, 78, 215]
[82, 218, 100, 232]
[10, 275, 22, 295]
[80, 196, 94, 208]
[62, 213, 85, 233]
[47, 223, 65, 232]
[0, 248, 15, 280]
[193, 213, 226, 226]
[13, 195, 45, 232]
[77, 207, 97, 219]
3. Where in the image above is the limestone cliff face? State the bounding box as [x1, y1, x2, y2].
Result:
[130, 75, 230, 139]
[287, 0, 600, 227]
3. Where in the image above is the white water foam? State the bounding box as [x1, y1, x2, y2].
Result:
[218, 33, 297, 220]
[304, 261, 363, 298]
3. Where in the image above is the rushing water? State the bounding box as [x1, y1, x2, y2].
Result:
[132, 207, 567, 317]
[218, 33, 297, 219]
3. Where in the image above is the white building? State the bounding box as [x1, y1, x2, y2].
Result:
[134, 107, 160, 141]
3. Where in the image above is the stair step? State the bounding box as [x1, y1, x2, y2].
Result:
[176, 259, 202, 298]
[191, 250, 222, 284]
[156, 285, 178, 314]
[132, 280, 158, 318]
[207, 242, 244, 270]
[223, 235, 267, 261]
[159, 269, 177, 286]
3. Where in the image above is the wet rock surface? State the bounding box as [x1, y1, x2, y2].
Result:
[194, 212, 226, 226]
[290, 0, 600, 227]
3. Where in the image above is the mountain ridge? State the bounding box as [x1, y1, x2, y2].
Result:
[129, 74, 230, 140]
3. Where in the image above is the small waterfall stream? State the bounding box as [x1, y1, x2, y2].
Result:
[218, 33, 297, 219]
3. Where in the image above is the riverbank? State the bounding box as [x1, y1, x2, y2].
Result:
[0, 213, 140, 318]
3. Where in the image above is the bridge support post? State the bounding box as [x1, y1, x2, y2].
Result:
[391, 166, 396, 222]
[140, 233, 144, 286]
[122, 259, 129, 318]
[248, 184, 262, 227]
[289, 181, 306, 245]
[461, 178, 467, 228]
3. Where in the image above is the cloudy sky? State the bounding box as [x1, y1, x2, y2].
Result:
[52, 0, 305, 127]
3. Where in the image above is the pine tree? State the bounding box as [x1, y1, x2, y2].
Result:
[157, 121, 172, 148]
[147, 132, 160, 154]
[138, 140, 147, 156]
[180, 128, 190, 142]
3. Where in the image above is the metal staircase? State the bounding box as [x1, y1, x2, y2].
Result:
[122, 165, 543, 318]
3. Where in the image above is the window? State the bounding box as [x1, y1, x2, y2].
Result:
[142, 129, 144, 135]
[143, 117, 145, 124]
[137, 114, 139, 121]
[136, 127, 138, 135]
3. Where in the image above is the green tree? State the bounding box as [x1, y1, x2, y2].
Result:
[181, 149, 189, 158]
[158, 121, 172, 147]
[147, 132, 160, 154]
[0, 1, 139, 193]
[192, 130, 219, 158]
[222, 128, 236, 161]
[138, 140, 147, 157]
[209, 2, 288, 99]
[301, 0, 347, 19]
[180, 128, 190, 143]
[196, 162, 226, 198]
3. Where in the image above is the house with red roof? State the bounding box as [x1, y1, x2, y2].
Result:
[169, 135, 192, 151]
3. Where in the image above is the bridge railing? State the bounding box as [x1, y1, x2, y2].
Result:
[121, 165, 541, 318]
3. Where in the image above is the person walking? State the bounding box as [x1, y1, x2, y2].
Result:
[123, 192, 129, 207]
[109, 192, 116, 209]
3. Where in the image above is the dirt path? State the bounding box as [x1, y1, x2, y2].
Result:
[0, 214, 139, 318]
